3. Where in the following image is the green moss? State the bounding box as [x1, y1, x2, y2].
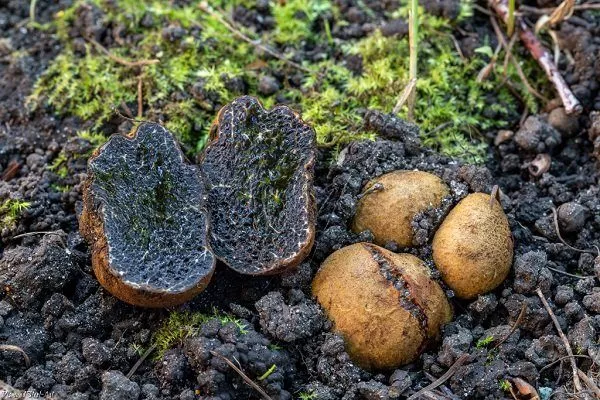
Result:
[476, 335, 494, 348]
[48, 152, 69, 178]
[0, 199, 31, 230]
[30, 0, 547, 162]
[151, 309, 248, 359]
[298, 392, 317, 400]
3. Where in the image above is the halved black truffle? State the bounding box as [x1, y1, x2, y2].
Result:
[200, 96, 316, 275]
[80, 123, 216, 308]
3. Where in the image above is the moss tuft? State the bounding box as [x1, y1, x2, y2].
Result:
[0, 199, 31, 230]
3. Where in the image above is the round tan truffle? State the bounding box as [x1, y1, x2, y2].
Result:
[312, 243, 452, 370]
[432, 193, 514, 299]
[352, 171, 449, 247]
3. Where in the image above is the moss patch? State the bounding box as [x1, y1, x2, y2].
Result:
[29, 0, 547, 161]
[0, 199, 31, 230]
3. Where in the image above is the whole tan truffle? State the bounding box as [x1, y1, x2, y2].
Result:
[312, 243, 452, 370]
[352, 171, 449, 247]
[432, 193, 513, 299]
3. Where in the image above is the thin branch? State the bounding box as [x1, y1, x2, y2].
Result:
[407, 354, 470, 400]
[210, 351, 274, 400]
[539, 355, 593, 375]
[406, 0, 419, 120]
[86, 38, 159, 68]
[489, 0, 582, 114]
[127, 344, 156, 379]
[535, 288, 585, 397]
[520, 3, 600, 15]
[198, 3, 313, 74]
[577, 369, 600, 398]
[393, 78, 417, 115]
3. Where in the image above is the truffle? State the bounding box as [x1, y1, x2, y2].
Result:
[80, 123, 216, 308]
[200, 96, 316, 275]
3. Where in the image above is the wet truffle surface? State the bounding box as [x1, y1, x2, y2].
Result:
[200, 96, 316, 275]
[80, 123, 215, 307]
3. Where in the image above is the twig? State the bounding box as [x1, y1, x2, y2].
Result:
[539, 355, 593, 375]
[127, 343, 156, 379]
[137, 75, 143, 119]
[86, 38, 159, 68]
[0, 345, 30, 367]
[492, 302, 526, 351]
[546, 265, 593, 279]
[198, 3, 313, 74]
[210, 351, 274, 400]
[577, 369, 600, 398]
[520, 3, 600, 15]
[551, 207, 598, 255]
[407, 354, 470, 400]
[489, 15, 548, 103]
[10, 230, 64, 240]
[535, 288, 585, 397]
[489, 0, 582, 114]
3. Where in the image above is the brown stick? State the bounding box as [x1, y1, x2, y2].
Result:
[535, 288, 585, 397]
[577, 369, 600, 398]
[210, 351, 274, 400]
[407, 354, 470, 400]
[489, 0, 582, 114]
[86, 38, 159, 68]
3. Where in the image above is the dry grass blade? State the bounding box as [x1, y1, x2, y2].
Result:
[393, 78, 417, 115]
[535, 288, 586, 398]
[86, 38, 159, 68]
[492, 302, 526, 351]
[0, 344, 30, 367]
[210, 351, 274, 400]
[126, 343, 156, 379]
[407, 354, 469, 400]
[535, 0, 575, 33]
[198, 2, 312, 74]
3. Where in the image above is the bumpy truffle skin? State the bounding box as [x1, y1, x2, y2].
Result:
[432, 193, 513, 299]
[200, 96, 316, 275]
[312, 243, 452, 370]
[80, 123, 216, 308]
[352, 170, 449, 247]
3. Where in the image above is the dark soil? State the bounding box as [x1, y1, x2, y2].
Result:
[1, 1, 600, 400]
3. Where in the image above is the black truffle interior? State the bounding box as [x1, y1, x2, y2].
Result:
[201, 96, 315, 274]
[89, 123, 214, 292]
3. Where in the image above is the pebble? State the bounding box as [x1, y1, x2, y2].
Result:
[258, 75, 280, 95]
[100, 371, 140, 400]
[557, 202, 587, 233]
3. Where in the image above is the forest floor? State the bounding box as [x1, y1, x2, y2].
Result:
[1, 0, 600, 399]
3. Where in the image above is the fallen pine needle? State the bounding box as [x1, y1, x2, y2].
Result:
[407, 354, 469, 400]
[127, 343, 156, 379]
[536, 288, 586, 398]
[210, 351, 273, 400]
[492, 302, 526, 351]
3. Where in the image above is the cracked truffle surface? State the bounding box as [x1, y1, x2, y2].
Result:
[80, 123, 215, 307]
[312, 243, 452, 370]
[200, 96, 316, 275]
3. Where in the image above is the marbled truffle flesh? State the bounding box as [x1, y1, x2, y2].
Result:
[80, 123, 215, 308]
[200, 96, 316, 275]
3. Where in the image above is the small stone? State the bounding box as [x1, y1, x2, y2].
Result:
[557, 202, 587, 233]
[514, 116, 561, 153]
[554, 285, 574, 306]
[548, 107, 579, 136]
[494, 130, 514, 146]
[100, 371, 140, 400]
[583, 292, 600, 313]
[258, 75, 280, 95]
[82, 338, 111, 366]
[380, 19, 408, 37]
